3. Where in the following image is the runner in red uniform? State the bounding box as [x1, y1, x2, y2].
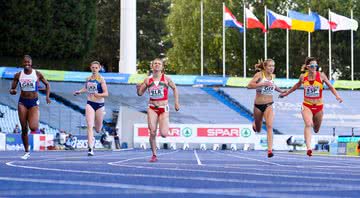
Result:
[280, 57, 343, 157]
[137, 58, 180, 162]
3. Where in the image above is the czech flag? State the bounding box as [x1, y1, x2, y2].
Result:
[288, 10, 315, 32]
[329, 11, 358, 32]
[267, 9, 291, 29]
[245, 8, 266, 32]
[224, 6, 244, 32]
[310, 12, 331, 30]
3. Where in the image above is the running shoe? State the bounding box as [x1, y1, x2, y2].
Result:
[268, 150, 274, 158]
[307, 149, 312, 157]
[149, 155, 158, 162]
[21, 152, 30, 160]
[88, 148, 94, 156]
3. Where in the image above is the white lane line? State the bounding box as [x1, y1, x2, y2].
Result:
[211, 151, 284, 166]
[110, 163, 360, 182]
[108, 150, 179, 165]
[194, 150, 202, 165]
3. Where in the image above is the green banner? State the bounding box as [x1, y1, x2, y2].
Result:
[128, 74, 147, 84]
[226, 77, 252, 87]
[333, 80, 360, 89]
[38, 69, 65, 81]
[346, 142, 359, 156]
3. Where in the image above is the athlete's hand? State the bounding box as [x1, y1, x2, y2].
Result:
[9, 89, 17, 95]
[73, 90, 81, 96]
[336, 96, 343, 103]
[46, 97, 51, 104]
[175, 103, 180, 111]
[278, 91, 288, 98]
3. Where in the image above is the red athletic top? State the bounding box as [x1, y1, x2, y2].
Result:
[148, 74, 168, 101]
[303, 71, 323, 102]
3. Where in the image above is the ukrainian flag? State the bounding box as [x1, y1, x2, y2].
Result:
[289, 10, 316, 32]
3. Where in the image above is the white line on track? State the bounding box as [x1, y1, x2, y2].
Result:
[108, 150, 179, 165]
[109, 162, 360, 182]
[194, 150, 202, 165]
[211, 151, 284, 166]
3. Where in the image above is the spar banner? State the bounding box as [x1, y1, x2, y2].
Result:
[134, 124, 257, 144]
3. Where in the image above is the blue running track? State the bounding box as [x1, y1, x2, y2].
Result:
[0, 149, 360, 198]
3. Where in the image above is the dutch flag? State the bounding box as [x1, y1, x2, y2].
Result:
[224, 6, 244, 32]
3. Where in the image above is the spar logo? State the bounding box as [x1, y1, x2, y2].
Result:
[182, 127, 192, 137]
[241, 128, 252, 137]
[197, 128, 240, 137]
[138, 127, 181, 137]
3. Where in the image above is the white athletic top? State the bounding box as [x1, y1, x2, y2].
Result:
[19, 69, 38, 92]
[256, 72, 275, 96]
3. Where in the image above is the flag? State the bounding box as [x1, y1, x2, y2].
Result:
[245, 8, 266, 32]
[329, 11, 358, 31]
[310, 12, 330, 30]
[267, 9, 291, 29]
[224, 6, 244, 32]
[288, 10, 315, 32]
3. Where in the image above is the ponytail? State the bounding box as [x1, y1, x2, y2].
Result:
[255, 59, 274, 72]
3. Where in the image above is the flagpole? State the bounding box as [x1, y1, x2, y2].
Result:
[264, 5, 267, 59]
[243, 0, 246, 78]
[223, 2, 225, 78]
[200, 0, 204, 76]
[286, 9, 289, 79]
[328, 9, 332, 80]
[351, 8, 354, 81]
[308, 7, 311, 57]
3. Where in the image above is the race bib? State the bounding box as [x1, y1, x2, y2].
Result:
[149, 87, 164, 99]
[19, 78, 36, 91]
[261, 85, 275, 95]
[87, 82, 98, 94]
[305, 85, 320, 97]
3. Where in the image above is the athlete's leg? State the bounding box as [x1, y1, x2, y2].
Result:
[86, 104, 96, 150]
[28, 106, 39, 133]
[263, 105, 274, 155]
[313, 110, 324, 133]
[252, 106, 264, 132]
[147, 108, 159, 158]
[158, 112, 169, 138]
[94, 107, 105, 133]
[18, 104, 29, 152]
[301, 105, 314, 151]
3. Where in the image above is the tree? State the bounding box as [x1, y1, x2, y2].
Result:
[137, 0, 171, 73]
[0, 0, 97, 70]
[87, 0, 120, 72]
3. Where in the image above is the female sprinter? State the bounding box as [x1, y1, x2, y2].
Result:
[279, 57, 343, 156]
[74, 61, 108, 156]
[247, 59, 285, 158]
[10, 55, 51, 159]
[136, 58, 180, 162]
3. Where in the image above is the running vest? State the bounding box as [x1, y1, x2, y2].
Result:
[86, 77, 103, 94]
[19, 69, 38, 92]
[256, 72, 275, 96]
[303, 71, 323, 101]
[148, 74, 168, 101]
